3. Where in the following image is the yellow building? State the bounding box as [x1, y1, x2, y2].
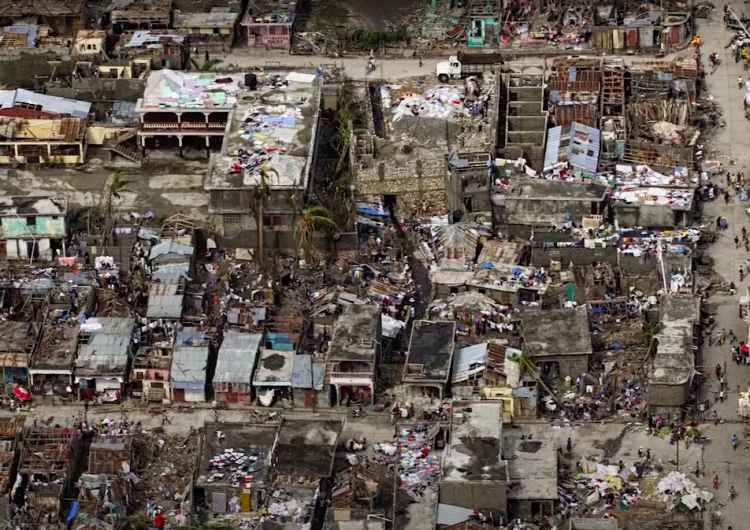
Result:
[0, 117, 87, 164]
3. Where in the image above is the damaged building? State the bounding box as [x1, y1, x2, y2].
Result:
[521, 306, 593, 380]
[325, 304, 381, 407]
[403, 320, 456, 400]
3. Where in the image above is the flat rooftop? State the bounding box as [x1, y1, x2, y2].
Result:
[404, 321, 456, 383]
[443, 403, 507, 483]
[649, 319, 694, 385]
[0, 196, 66, 217]
[612, 187, 694, 211]
[327, 305, 381, 362]
[137, 69, 237, 112]
[660, 295, 699, 323]
[522, 306, 592, 358]
[504, 424, 558, 501]
[207, 71, 319, 191]
[241, 0, 296, 24]
[506, 178, 608, 201]
[253, 349, 294, 386]
[195, 423, 277, 487]
[173, 7, 240, 28]
[271, 419, 342, 477]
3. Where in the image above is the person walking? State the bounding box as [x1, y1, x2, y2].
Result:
[733, 434, 739, 450]
[716, 363, 722, 379]
[566, 437, 572, 455]
[713, 410, 720, 425]
[736, 235, 740, 248]
[714, 474, 720, 489]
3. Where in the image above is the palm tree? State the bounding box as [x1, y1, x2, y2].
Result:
[101, 171, 130, 221]
[294, 205, 336, 262]
[253, 165, 278, 263]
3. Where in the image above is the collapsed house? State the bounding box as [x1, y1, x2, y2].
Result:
[16, 427, 78, 521]
[78, 436, 134, 521]
[171, 328, 213, 403]
[173, 7, 242, 54]
[0, 0, 85, 36]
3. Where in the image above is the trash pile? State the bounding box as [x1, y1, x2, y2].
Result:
[391, 86, 484, 121]
[266, 489, 309, 522]
[396, 426, 440, 500]
[654, 471, 713, 510]
[560, 461, 713, 518]
[133, 430, 200, 519]
[618, 229, 699, 257]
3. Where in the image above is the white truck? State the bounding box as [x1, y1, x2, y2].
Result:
[435, 51, 506, 83]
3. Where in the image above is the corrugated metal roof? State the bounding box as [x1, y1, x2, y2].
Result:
[171, 346, 208, 387]
[0, 89, 91, 119]
[451, 343, 489, 384]
[543, 125, 562, 170]
[291, 354, 325, 390]
[76, 318, 134, 375]
[213, 332, 262, 385]
[149, 240, 193, 261]
[437, 504, 474, 526]
[146, 293, 184, 319]
[568, 122, 600, 173]
[152, 262, 189, 283]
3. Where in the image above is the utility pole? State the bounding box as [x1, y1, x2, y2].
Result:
[676, 436, 680, 471]
[728, 6, 750, 39]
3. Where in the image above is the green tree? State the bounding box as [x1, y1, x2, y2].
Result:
[294, 205, 336, 262]
[102, 171, 130, 221]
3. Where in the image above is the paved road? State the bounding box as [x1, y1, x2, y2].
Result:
[694, 10, 750, 528]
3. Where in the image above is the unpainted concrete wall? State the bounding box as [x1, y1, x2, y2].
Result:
[505, 199, 595, 226]
[614, 204, 676, 228]
[390, 114, 461, 148]
[531, 246, 618, 268]
[507, 116, 547, 132]
[536, 354, 588, 381]
[47, 78, 145, 103]
[0, 50, 75, 87]
[649, 382, 688, 408]
[440, 481, 507, 512]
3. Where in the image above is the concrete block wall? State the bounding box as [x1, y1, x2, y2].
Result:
[440, 482, 507, 512]
[649, 382, 688, 408]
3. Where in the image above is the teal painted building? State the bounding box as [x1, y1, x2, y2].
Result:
[0, 197, 67, 260]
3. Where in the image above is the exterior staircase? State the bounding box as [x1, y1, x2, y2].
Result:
[103, 129, 143, 164]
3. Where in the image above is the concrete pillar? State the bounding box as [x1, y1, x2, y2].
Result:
[13, 144, 18, 159]
[46, 144, 51, 162]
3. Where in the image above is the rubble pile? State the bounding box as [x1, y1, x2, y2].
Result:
[133, 429, 200, 518]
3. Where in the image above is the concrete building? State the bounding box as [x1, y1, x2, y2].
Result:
[441, 403, 508, 516]
[500, 178, 609, 228]
[110, 0, 172, 31]
[0, 196, 67, 261]
[648, 296, 698, 419]
[500, 68, 547, 171]
[403, 320, 456, 400]
[325, 305, 381, 407]
[194, 422, 277, 513]
[75, 317, 135, 402]
[241, 0, 297, 49]
[612, 187, 695, 228]
[173, 8, 241, 54]
[0, 0, 85, 36]
[0, 90, 91, 165]
[504, 424, 558, 519]
[521, 306, 593, 381]
[137, 70, 232, 157]
[72, 30, 106, 56]
[270, 418, 343, 485]
[0, 322, 36, 396]
[206, 71, 322, 243]
[213, 332, 262, 404]
[253, 348, 294, 406]
[112, 30, 187, 70]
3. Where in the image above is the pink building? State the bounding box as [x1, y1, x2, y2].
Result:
[240, 0, 296, 49]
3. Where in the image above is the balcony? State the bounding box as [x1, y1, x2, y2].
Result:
[141, 122, 227, 132]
